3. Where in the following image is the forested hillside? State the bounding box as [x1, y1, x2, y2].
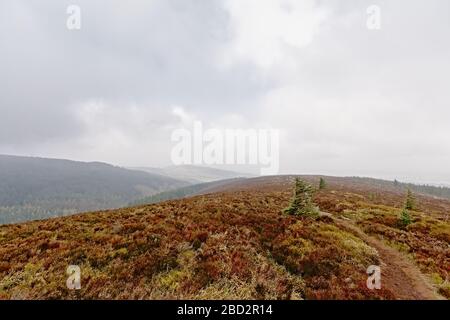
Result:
[349, 177, 450, 200]
[0, 155, 187, 224]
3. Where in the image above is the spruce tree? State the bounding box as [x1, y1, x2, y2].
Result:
[398, 189, 414, 228]
[284, 178, 319, 217]
[319, 178, 326, 190]
[405, 189, 415, 210]
[399, 208, 412, 228]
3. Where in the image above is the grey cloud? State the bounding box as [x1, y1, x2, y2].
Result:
[0, 0, 449, 183]
[0, 0, 268, 146]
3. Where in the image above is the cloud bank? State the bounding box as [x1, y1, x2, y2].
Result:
[1, 0, 449, 183]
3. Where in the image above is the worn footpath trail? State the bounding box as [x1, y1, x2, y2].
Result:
[321, 212, 443, 300]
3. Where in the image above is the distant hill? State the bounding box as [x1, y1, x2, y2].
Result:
[0, 155, 188, 224]
[130, 165, 255, 184]
[132, 174, 450, 208]
[130, 178, 246, 206]
[347, 177, 450, 201]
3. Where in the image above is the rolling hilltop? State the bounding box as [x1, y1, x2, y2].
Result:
[0, 175, 448, 300]
[0, 155, 188, 224]
[129, 178, 246, 206]
[130, 165, 255, 184]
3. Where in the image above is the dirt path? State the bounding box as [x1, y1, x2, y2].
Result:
[321, 212, 443, 300]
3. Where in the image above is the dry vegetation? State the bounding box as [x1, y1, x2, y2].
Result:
[0, 176, 448, 299]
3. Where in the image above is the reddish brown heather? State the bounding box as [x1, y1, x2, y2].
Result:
[0, 175, 448, 299]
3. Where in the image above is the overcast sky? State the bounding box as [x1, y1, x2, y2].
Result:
[1, 0, 449, 183]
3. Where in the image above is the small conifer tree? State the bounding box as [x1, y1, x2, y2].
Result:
[319, 178, 326, 190]
[405, 189, 415, 210]
[398, 189, 415, 228]
[399, 208, 412, 228]
[284, 178, 319, 217]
